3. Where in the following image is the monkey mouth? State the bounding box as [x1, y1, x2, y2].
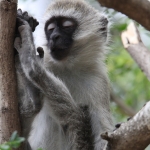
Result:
[50, 47, 70, 61]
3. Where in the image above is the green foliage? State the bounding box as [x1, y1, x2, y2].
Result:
[0, 132, 43, 150]
[113, 23, 128, 32]
[87, 0, 150, 124]
[0, 131, 25, 150]
[107, 18, 150, 122]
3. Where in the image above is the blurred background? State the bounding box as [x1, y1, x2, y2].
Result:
[18, 0, 150, 148]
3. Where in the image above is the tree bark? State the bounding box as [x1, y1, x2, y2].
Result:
[0, 0, 21, 144]
[102, 101, 150, 150]
[97, 0, 150, 31]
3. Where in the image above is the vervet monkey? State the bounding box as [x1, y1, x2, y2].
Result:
[14, 0, 113, 150]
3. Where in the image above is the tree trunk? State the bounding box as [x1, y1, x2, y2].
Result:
[0, 0, 21, 144]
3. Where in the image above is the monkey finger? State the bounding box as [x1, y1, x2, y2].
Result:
[17, 9, 23, 17]
[29, 17, 34, 31]
[29, 17, 39, 32]
[23, 11, 29, 21]
[37, 47, 44, 58]
[33, 18, 39, 29]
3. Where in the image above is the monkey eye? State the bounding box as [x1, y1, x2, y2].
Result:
[47, 23, 56, 31]
[62, 20, 74, 27]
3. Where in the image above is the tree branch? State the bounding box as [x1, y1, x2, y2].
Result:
[97, 0, 150, 31]
[121, 22, 150, 81]
[110, 92, 136, 117]
[102, 101, 150, 150]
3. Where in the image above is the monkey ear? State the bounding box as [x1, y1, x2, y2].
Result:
[99, 16, 108, 38]
[100, 16, 108, 30]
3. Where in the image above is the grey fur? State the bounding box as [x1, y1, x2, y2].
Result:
[14, 0, 113, 150]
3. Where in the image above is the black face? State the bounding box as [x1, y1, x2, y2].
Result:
[45, 16, 78, 60]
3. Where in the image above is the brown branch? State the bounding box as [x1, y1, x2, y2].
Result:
[97, 0, 150, 31]
[121, 22, 150, 81]
[102, 101, 150, 150]
[0, 0, 21, 144]
[110, 92, 136, 117]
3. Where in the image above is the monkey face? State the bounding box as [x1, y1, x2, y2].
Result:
[45, 16, 78, 61]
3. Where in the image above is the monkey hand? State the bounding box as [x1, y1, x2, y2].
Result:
[17, 9, 39, 32]
[14, 14, 34, 54]
[14, 15, 44, 60]
[14, 9, 36, 54]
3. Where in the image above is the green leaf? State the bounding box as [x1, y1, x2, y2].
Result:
[8, 138, 25, 148]
[9, 131, 18, 142]
[0, 145, 11, 150]
[113, 23, 128, 31]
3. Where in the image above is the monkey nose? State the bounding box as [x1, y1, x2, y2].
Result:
[52, 33, 61, 42]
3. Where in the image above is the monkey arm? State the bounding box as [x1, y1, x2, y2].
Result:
[15, 56, 42, 117]
[14, 18, 77, 119]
